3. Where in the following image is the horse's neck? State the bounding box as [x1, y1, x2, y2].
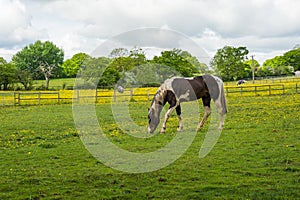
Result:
[155, 88, 167, 102]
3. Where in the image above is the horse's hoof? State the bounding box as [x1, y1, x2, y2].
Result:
[177, 126, 183, 132]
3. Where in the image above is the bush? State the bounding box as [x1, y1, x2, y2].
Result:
[141, 82, 161, 87]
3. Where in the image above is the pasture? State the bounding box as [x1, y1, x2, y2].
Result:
[0, 94, 299, 199]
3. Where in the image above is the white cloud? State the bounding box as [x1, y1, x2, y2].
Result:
[0, 0, 299, 64]
[193, 28, 300, 64]
[0, 0, 47, 48]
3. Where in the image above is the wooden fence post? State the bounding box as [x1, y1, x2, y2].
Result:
[58, 92, 60, 104]
[147, 90, 150, 101]
[13, 92, 16, 106]
[77, 90, 80, 102]
[38, 92, 41, 106]
[113, 89, 116, 102]
[130, 89, 133, 100]
[18, 93, 21, 106]
[95, 89, 98, 103]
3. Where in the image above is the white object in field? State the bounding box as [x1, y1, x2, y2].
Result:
[117, 86, 124, 93]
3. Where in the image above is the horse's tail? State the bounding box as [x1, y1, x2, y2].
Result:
[218, 80, 227, 115]
[203, 74, 227, 115]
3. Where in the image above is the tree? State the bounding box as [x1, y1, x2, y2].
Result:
[12, 40, 64, 89]
[178, 50, 210, 74]
[98, 66, 121, 88]
[109, 48, 129, 58]
[244, 59, 260, 78]
[262, 56, 293, 76]
[129, 46, 147, 67]
[79, 56, 111, 88]
[15, 69, 33, 90]
[283, 47, 300, 71]
[210, 46, 249, 81]
[108, 47, 147, 74]
[0, 57, 16, 90]
[152, 49, 198, 77]
[109, 56, 136, 73]
[62, 53, 90, 77]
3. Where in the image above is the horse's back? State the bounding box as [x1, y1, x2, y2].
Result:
[168, 76, 208, 101]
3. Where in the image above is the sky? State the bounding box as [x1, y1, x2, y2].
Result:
[0, 0, 300, 65]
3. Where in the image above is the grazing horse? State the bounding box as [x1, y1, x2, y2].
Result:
[147, 74, 227, 133]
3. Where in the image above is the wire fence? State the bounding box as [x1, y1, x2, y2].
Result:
[224, 77, 300, 86]
[0, 83, 299, 107]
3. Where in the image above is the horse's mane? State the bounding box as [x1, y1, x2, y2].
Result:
[151, 89, 167, 106]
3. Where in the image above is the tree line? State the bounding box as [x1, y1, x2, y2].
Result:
[1, 40, 299, 90]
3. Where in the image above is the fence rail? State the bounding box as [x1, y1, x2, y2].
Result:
[224, 84, 286, 96]
[224, 77, 300, 86]
[0, 83, 299, 106]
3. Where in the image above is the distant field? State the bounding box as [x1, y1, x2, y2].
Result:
[0, 76, 299, 107]
[0, 94, 299, 199]
[33, 76, 300, 90]
[33, 78, 76, 89]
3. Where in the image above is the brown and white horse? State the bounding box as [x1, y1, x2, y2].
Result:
[147, 74, 227, 133]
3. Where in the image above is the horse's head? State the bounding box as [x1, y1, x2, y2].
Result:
[147, 89, 166, 133]
[147, 107, 160, 133]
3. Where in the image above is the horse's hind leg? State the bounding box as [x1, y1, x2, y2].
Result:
[197, 95, 211, 131]
[196, 106, 211, 131]
[176, 104, 183, 131]
[214, 94, 226, 130]
[219, 113, 225, 130]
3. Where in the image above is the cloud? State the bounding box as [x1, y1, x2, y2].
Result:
[0, 0, 47, 48]
[1, 0, 299, 64]
[42, 0, 300, 44]
[89, 28, 208, 57]
[193, 28, 300, 64]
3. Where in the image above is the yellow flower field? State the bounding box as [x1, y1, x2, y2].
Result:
[0, 79, 299, 106]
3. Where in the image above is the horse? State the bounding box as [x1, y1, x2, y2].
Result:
[147, 74, 227, 133]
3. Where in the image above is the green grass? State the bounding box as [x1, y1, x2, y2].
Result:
[33, 78, 76, 90]
[0, 94, 299, 199]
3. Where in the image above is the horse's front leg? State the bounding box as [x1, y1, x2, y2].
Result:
[196, 106, 211, 131]
[160, 107, 175, 133]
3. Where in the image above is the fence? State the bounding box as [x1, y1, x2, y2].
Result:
[0, 83, 299, 106]
[0, 88, 156, 106]
[225, 84, 286, 96]
[224, 77, 300, 86]
[14, 92, 61, 106]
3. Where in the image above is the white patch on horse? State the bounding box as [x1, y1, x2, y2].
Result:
[178, 89, 190, 101]
[160, 77, 179, 94]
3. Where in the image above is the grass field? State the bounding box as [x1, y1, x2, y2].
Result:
[0, 94, 300, 199]
[33, 78, 76, 90]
